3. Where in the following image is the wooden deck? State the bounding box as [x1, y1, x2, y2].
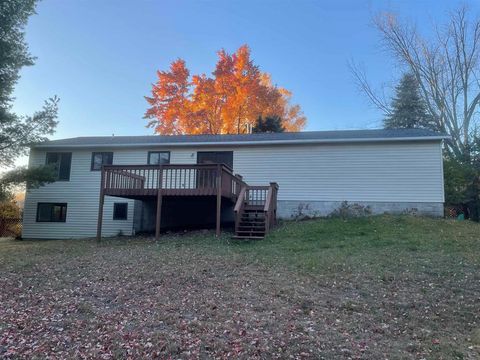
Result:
[96, 163, 277, 240]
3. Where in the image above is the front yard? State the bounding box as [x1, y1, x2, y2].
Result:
[1, 216, 479, 359]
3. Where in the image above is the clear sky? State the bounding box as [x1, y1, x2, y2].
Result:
[12, 0, 470, 144]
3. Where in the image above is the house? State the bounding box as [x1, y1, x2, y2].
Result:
[22, 129, 447, 240]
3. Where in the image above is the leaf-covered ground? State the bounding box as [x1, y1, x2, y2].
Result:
[1, 216, 479, 359]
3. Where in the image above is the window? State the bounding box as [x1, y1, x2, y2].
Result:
[46, 153, 72, 181]
[91, 152, 113, 171]
[36, 203, 67, 222]
[148, 151, 170, 165]
[113, 203, 128, 220]
[197, 151, 233, 169]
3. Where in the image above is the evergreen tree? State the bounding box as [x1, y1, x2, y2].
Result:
[384, 73, 433, 130]
[0, 0, 58, 201]
[252, 115, 285, 133]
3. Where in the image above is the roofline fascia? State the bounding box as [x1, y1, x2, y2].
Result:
[32, 136, 448, 149]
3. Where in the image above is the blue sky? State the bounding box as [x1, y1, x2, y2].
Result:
[13, 0, 468, 143]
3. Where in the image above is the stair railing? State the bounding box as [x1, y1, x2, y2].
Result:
[234, 186, 247, 234]
[263, 182, 279, 234]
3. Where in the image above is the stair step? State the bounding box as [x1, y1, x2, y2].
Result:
[235, 205, 270, 239]
[232, 235, 265, 240]
[232, 236, 264, 240]
[237, 230, 265, 236]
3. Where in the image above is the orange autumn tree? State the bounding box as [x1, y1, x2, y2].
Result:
[145, 45, 306, 134]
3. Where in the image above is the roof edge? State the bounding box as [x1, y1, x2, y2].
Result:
[33, 135, 448, 149]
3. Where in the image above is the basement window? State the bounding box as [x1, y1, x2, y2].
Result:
[113, 203, 128, 220]
[36, 203, 67, 222]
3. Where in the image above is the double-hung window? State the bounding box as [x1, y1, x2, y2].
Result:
[46, 152, 72, 181]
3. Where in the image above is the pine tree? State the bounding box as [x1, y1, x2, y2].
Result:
[0, 0, 59, 167]
[0, 0, 58, 201]
[384, 73, 433, 129]
[252, 115, 285, 133]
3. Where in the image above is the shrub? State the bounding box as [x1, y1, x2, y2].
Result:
[330, 201, 372, 219]
[290, 202, 319, 220]
[443, 158, 480, 221]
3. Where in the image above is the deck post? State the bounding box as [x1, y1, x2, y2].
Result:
[270, 182, 278, 227]
[96, 166, 106, 241]
[216, 164, 222, 237]
[155, 165, 163, 241]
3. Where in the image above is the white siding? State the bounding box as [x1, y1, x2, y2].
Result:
[23, 149, 143, 239]
[22, 140, 444, 239]
[232, 141, 444, 203]
[164, 141, 444, 202]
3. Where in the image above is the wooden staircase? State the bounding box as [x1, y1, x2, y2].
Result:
[233, 183, 278, 239]
[236, 207, 266, 239]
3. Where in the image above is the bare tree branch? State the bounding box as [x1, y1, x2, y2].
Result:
[349, 60, 392, 116]
[355, 7, 480, 160]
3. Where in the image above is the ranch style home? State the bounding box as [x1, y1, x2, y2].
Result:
[22, 129, 447, 240]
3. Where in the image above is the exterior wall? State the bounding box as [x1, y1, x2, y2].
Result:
[176, 141, 445, 203]
[23, 149, 139, 239]
[22, 140, 445, 239]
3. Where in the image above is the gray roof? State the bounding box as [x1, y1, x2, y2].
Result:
[34, 129, 448, 149]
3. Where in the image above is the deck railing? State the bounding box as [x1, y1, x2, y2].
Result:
[101, 163, 245, 199]
[263, 183, 279, 233]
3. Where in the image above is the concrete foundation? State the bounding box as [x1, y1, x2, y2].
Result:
[277, 200, 444, 219]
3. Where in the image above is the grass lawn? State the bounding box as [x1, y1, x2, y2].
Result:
[1, 215, 479, 359]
